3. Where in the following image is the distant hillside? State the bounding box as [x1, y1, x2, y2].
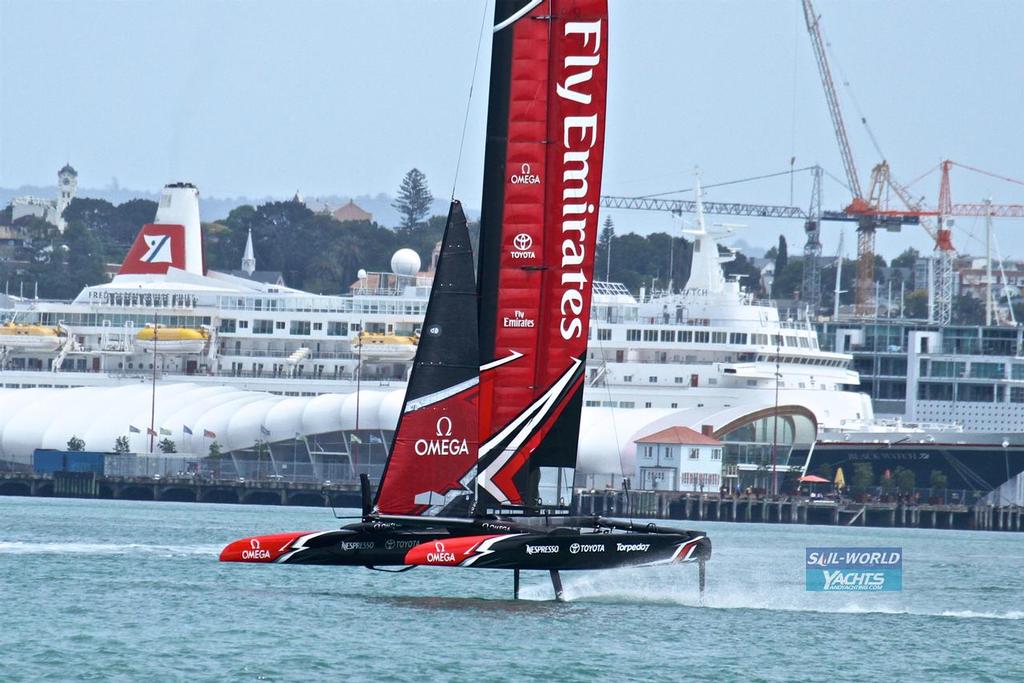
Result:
[0, 185, 465, 228]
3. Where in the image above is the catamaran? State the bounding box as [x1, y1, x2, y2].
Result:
[220, 0, 711, 600]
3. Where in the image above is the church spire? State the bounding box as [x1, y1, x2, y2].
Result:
[241, 229, 256, 276]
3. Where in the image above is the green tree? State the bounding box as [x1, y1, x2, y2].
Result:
[852, 462, 873, 490]
[597, 216, 615, 281]
[772, 260, 804, 299]
[722, 250, 763, 295]
[891, 247, 920, 270]
[63, 197, 158, 261]
[929, 469, 948, 490]
[952, 294, 985, 325]
[67, 436, 85, 451]
[61, 223, 108, 296]
[774, 235, 788, 273]
[158, 438, 177, 454]
[392, 168, 433, 229]
[114, 436, 131, 454]
[207, 441, 222, 459]
[904, 290, 929, 319]
[894, 466, 915, 493]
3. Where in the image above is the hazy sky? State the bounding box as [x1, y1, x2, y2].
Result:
[2, 1, 1023, 259]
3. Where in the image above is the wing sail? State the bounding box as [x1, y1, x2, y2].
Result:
[476, 0, 609, 509]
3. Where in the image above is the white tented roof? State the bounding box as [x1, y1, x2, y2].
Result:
[0, 383, 401, 461]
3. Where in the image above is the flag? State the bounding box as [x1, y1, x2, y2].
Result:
[159, 427, 172, 436]
[260, 425, 271, 437]
[183, 425, 193, 436]
[129, 425, 141, 434]
[147, 427, 158, 437]
[368, 433, 383, 445]
[350, 434, 363, 445]
[203, 429, 216, 439]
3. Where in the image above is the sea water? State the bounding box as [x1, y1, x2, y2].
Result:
[1, 496, 1021, 682]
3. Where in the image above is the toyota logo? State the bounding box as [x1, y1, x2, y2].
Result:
[513, 233, 532, 251]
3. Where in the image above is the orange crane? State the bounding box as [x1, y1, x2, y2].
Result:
[801, 0, 918, 314]
[884, 160, 1024, 323]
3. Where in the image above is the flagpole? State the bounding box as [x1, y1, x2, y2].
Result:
[149, 315, 158, 454]
[353, 319, 362, 481]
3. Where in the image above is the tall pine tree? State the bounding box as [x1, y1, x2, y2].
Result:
[392, 168, 433, 229]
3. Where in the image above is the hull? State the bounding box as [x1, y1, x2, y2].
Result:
[220, 517, 711, 571]
[404, 532, 709, 570]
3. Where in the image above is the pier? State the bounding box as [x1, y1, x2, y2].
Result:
[0, 472, 362, 508]
[3, 472, 1022, 532]
[572, 490, 1023, 532]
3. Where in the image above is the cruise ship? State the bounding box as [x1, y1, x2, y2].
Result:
[0, 183, 426, 396]
[0, 181, 873, 426]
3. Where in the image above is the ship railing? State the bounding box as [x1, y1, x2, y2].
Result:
[219, 349, 359, 360]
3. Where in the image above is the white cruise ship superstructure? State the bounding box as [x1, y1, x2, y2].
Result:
[583, 192, 872, 429]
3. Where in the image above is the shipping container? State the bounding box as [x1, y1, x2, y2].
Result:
[32, 450, 107, 475]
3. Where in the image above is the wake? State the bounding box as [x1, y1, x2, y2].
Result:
[0, 541, 221, 557]
[517, 567, 1023, 621]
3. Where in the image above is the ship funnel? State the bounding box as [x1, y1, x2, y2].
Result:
[117, 182, 205, 277]
[155, 183, 204, 275]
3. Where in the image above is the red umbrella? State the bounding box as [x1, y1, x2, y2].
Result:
[800, 474, 831, 483]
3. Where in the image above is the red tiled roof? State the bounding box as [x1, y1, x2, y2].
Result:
[332, 200, 372, 223]
[634, 426, 721, 446]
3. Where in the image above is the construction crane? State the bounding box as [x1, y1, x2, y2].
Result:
[883, 160, 1024, 324]
[801, 0, 918, 314]
[598, 195, 808, 219]
[599, 164, 917, 314]
[801, 166, 823, 312]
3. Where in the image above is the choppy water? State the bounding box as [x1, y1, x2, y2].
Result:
[1, 496, 1022, 682]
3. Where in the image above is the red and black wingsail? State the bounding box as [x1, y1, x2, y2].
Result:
[374, 201, 480, 515]
[476, 0, 609, 509]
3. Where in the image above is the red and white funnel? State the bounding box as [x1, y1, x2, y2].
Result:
[117, 182, 205, 277]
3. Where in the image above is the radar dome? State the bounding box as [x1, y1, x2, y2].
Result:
[390, 249, 421, 277]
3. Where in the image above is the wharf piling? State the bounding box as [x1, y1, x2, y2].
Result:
[572, 490, 1022, 532]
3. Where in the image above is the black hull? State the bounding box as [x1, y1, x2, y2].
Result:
[802, 443, 1024, 491]
[220, 517, 710, 571]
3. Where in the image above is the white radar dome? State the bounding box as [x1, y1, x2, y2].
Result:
[390, 249, 421, 277]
